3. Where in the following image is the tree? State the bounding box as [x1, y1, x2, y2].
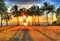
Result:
[2, 12, 12, 26]
[28, 5, 36, 16]
[56, 7, 60, 19]
[43, 2, 50, 25]
[56, 7, 60, 25]
[10, 5, 20, 26]
[47, 4, 55, 25]
[28, 5, 37, 25]
[33, 5, 41, 25]
[28, 5, 43, 26]
[0, 0, 7, 26]
[41, 2, 54, 25]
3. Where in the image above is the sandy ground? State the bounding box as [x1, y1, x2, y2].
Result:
[0, 26, 60, 41]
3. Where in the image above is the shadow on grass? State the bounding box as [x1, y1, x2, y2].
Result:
[9, 28, 33, 41]
[21, 29, 33, 41]
[0, 26, 17, 32]
[33, 27, 56, 41]
[46, 29, 60, 35]
[8, 27, 21, 41]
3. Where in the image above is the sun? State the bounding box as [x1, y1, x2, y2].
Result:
[23, 22, 28, 26]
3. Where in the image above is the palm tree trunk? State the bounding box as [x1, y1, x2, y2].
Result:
[32, 15, 34, 26]
[17, 17, 19, 26]
[35, 15, 36, 25]
[52, 12, 53, 25]
[1, 14, 2, 26]
[32, 16, 33, 26]
[46, 14, 49, 26]
[6, 20, 8, 26]
[38, 16, 40, 26]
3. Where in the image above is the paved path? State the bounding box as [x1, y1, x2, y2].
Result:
[0, 26, 60, 41]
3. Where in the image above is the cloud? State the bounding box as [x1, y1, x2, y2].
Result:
[6, 0, 44, 5]
[50, 0, 60, 2]
[8, 0, 43, 2]
[5, 0, 60, 10]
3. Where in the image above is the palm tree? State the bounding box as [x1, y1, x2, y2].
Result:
[2, 13, 12, 26]
[43, 2, 50, 25]
[56, 7, 60, 19]
[41, 2, 54, 25]
[47, 4, 55, 25]
[56, 7, 60, 25]
[28, 5, 36, 15]
[0, 0, 7, 26]
[28, 5, 37, 25]
[28, 5, 43, 26]
[33, 6, 40, 25]
[18, 8, 29, 25]
[10, 5, 20, 26]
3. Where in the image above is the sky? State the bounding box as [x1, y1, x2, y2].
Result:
[5, 0, 60, 7]
[5, 0, 60, 12]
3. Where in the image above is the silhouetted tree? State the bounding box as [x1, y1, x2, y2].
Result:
[2, 12, 12, 26]
[41, 2, 55, 25]
[10, 5, 20, 26]
[0, 0, 7, 26]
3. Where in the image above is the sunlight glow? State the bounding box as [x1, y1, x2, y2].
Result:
[24, 22, 28, 26]
[19, 16, 23, 22]
[23, 15, 27, 19]
[0, 14, 57, 25]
